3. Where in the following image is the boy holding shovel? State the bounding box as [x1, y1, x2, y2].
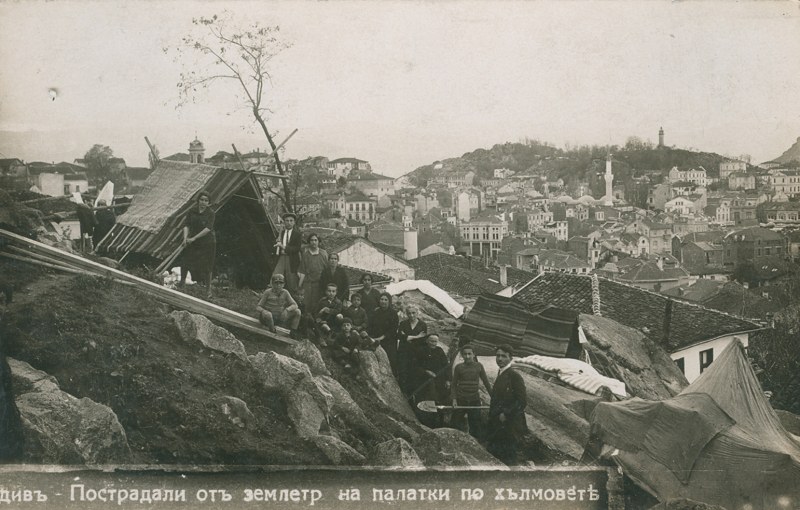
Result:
[451, 344, 492, 439]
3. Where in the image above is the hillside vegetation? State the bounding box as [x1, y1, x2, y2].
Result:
[407, 140, 732, 194]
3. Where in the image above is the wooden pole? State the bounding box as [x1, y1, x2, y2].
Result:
[144, 136, 159, 166]
[0, 252, 98, 277]
[231, 144, 248, 172]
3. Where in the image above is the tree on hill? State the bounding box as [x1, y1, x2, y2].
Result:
[83, 144, 114, 184]
[750, 314, 800, 414]
[172, 12, 295, 212]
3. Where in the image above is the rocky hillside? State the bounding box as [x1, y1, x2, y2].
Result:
[773, 136, 800, 165]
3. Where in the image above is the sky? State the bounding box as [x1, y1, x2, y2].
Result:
[1, 1, 799, 177]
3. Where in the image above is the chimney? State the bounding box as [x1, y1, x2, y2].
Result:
[678, 287, 685, 297]
[500, 265, 508, 286]
[656, 256, 664, 271]
[663, 299, 674, 348]
[403, 228, 418, 261]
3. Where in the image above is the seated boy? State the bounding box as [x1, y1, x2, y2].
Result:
[330, 318, 361, 371]
[256, 273, 301, 338]
[343, 292, 369, 334]
[315, 283, 344, 344]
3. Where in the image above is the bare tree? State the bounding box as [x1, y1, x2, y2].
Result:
[172, 12, 294, 211]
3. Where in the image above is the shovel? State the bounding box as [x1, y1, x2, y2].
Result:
[417, 401, 489, 413]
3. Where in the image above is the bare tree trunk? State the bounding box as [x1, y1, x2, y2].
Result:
[254, 108, 293, 213]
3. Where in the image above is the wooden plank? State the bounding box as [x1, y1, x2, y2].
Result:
[0, 252, 99, 277]
[0, 229, 296, 346]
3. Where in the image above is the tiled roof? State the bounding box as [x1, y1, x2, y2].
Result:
[617, 260, 690, 282]
[340, 264, 391, 286]
[513, 273, 762, 350]
[163, 153, 191, 162]
[727, 226, 784, 242]
[330, 157, 367, 164]
[537, 249, 591, 269]
[662, 279, 726, 302]
[350, 172, 393, 181]
[408, 253, 535, 297]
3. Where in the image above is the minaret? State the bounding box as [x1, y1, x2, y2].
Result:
[658, 127, 664, 148]
[604, 153, 614, 206]
[189, 137, 205, 164]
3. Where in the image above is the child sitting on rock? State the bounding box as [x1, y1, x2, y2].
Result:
[315, 283, 344, 346]
[331, 318, 361, 371]
[343, 292, 368, 333]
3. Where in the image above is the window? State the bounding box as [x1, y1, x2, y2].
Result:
[675, 358, 685, 374]
[699, 348, 714, 373]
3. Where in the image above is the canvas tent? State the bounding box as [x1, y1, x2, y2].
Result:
[459, 294, 581, 358]
[97, 160, 278, 286]
[587, 338, 800, 510]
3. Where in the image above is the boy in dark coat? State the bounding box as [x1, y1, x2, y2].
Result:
[330, 319, 361, 371]
[487, 344, 527, 465]
[315, 283, 343, 345]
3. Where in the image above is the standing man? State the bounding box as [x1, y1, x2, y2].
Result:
[487, 344, 527, 465]
[272, 212, 302, 297]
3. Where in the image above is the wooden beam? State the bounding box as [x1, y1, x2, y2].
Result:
[144, 136, 159, 165]
[0, 251, 99, 277]
[0, 229, 296, 346]
[231, 144, 248, 172]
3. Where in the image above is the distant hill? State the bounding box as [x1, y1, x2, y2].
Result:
[773, 136, 800, 165]
[405, 140, 730, 192]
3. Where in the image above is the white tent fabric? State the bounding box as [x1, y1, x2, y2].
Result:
[385, 279, 465, 318]
[516, 354, 627, 398]
[94, 181, 114, 207]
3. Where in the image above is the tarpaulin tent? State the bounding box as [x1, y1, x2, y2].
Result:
[587, 338, 800, 509]
[97, 160, 278, 286]
[458, 294, 581, 358]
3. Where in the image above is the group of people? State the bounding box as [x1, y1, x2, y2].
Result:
[181, 205, 529, 464]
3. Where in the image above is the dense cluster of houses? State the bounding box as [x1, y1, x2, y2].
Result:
[3, 137, 799, 385]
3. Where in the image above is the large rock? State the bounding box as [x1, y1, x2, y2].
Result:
[215, 396, 257, 431]
[249, 352, 333, 437]
[358, 348, 416, 421]
[286, 339, 330, 376]
[8, 358, 60, 394]
[309, 435, 366, 466]
[384, 416, 421, 442]
[412, 428, 504, 468]
[170, 310, 247, 360]
[579, 314, 687, 399]
[315, 375, 377, 439]
[10, 358, 131, 464]
[369, 438, 424, 469]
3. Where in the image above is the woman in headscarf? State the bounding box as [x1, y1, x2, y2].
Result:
[298, 233, 328, 316]
[367, 292, 400, 374]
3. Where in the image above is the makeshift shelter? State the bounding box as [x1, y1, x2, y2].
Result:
[97, 160, 277, 287]
[587, 338, 800, 510]
[459, 294, 581, 358]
